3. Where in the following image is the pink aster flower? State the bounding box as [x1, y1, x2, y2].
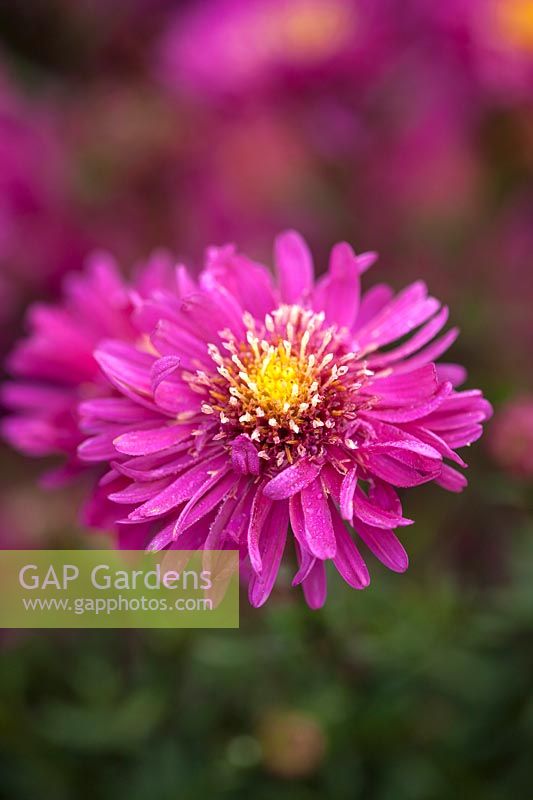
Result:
[74, 232, 491, 607]
[1, 250, 173, 530]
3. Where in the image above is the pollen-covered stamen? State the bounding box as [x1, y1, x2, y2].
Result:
[191, 305, 374, 469]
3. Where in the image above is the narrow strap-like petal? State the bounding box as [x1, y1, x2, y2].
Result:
[340, 467, 358, 520]
[355, 520, 409, 573]
[312, 242, 360, 329]
[301, 479, 337, 559]
[331, 506, 370, 589]
[263, 458, 321, 499]
[274, 230, 313, 304]
[247, 487, 273, 574]
[249, 501, 289, 607]
[301, 559, 327, 610]
[231, 434, 260, 476]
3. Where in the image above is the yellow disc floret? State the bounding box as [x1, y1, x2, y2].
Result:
[242, 340, 314, 418]
[193, 304, 372, 469]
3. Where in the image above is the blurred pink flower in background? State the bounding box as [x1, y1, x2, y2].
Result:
[489, 397, 533, 478]
[466, 195, 533, 379]
[178, 108, 322, 257]
[1, 250, 174, 531]
[158, 0, 392, 101]
[0, 69, 85, 334]
[60, 82, 188, 264]
[425, 0, 533, 102]
[362, 86, 481, 236]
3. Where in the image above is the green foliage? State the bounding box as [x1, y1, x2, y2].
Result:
[1, 522, 532, 800]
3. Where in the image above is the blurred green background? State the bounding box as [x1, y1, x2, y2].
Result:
[0, 2, 532, 798]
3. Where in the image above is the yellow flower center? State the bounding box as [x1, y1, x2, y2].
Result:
[195, 305, 371, 469]
[494, 0, 533, 52]
[243, 341, 315, 419]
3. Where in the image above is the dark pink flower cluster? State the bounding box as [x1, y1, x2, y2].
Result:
[158, 0, 387, 100]
[2, 233, 492, 606]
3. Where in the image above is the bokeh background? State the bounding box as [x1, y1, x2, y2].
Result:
[0, 1, 532, 798]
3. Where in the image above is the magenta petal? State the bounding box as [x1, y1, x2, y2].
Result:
[247, 488, 273, 574]
[354, 282, 440, 352]
[205, 482, 248, 549]
[274, 230, 313, 304]
[175, 264, 197, 296]
[199, 276, 246, 334]
[320, 462, 343, 502]
[367, 381, 452, 423]
[356, 251, 379, 274]
[353, 283, 394, 330]
[406, 426, 467, 468]
[231, 434, 260, 476]
[313, 242, 360, 329]
[435, 464, 468, 493]
[288, 493, 306, 545]
[108, 478, 171, 504]
[146, 522, 176, 553]
[2, 382, 73, 412]
[249, 501, 289, 608]
[78, 430, 127, 462]
[364, 432, 442, 487]
[173, 470, 237, 537]
[114, 424, 194, 456]
[300, 479, 337, 559]
[445, 425, 484, 449]
[389, 329, 461, 377]
[289, 494, 316, 585]
[0, 415, 70, 458]
[356, 521, 409, 573]
[368, 307, 451, 368]
[331, 506, 370, 589]
[301, 559, 327, 610]
[353, 486, 413, 529]
[150, 356, 181, 393]
[127, 454, 227, 520]
[340, 467, 358, 520]
[263, 458, 321, 500]
[79, 397, 155, 425]
[369, 480, 403, 517]
[371, 364, 438, 405]
[152, 379, 201, 415]
[367, 435, 441, 460]
[151, 320, 210, 369]
[112, 447, 199, 482]
[437, 364, 467, 387]
[94, 341, 155, 395]
[205, 245, 277, 319]
[292, 540, 316, 586]
[366, 453, 441, 487]
[146, 514, 212, 553]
